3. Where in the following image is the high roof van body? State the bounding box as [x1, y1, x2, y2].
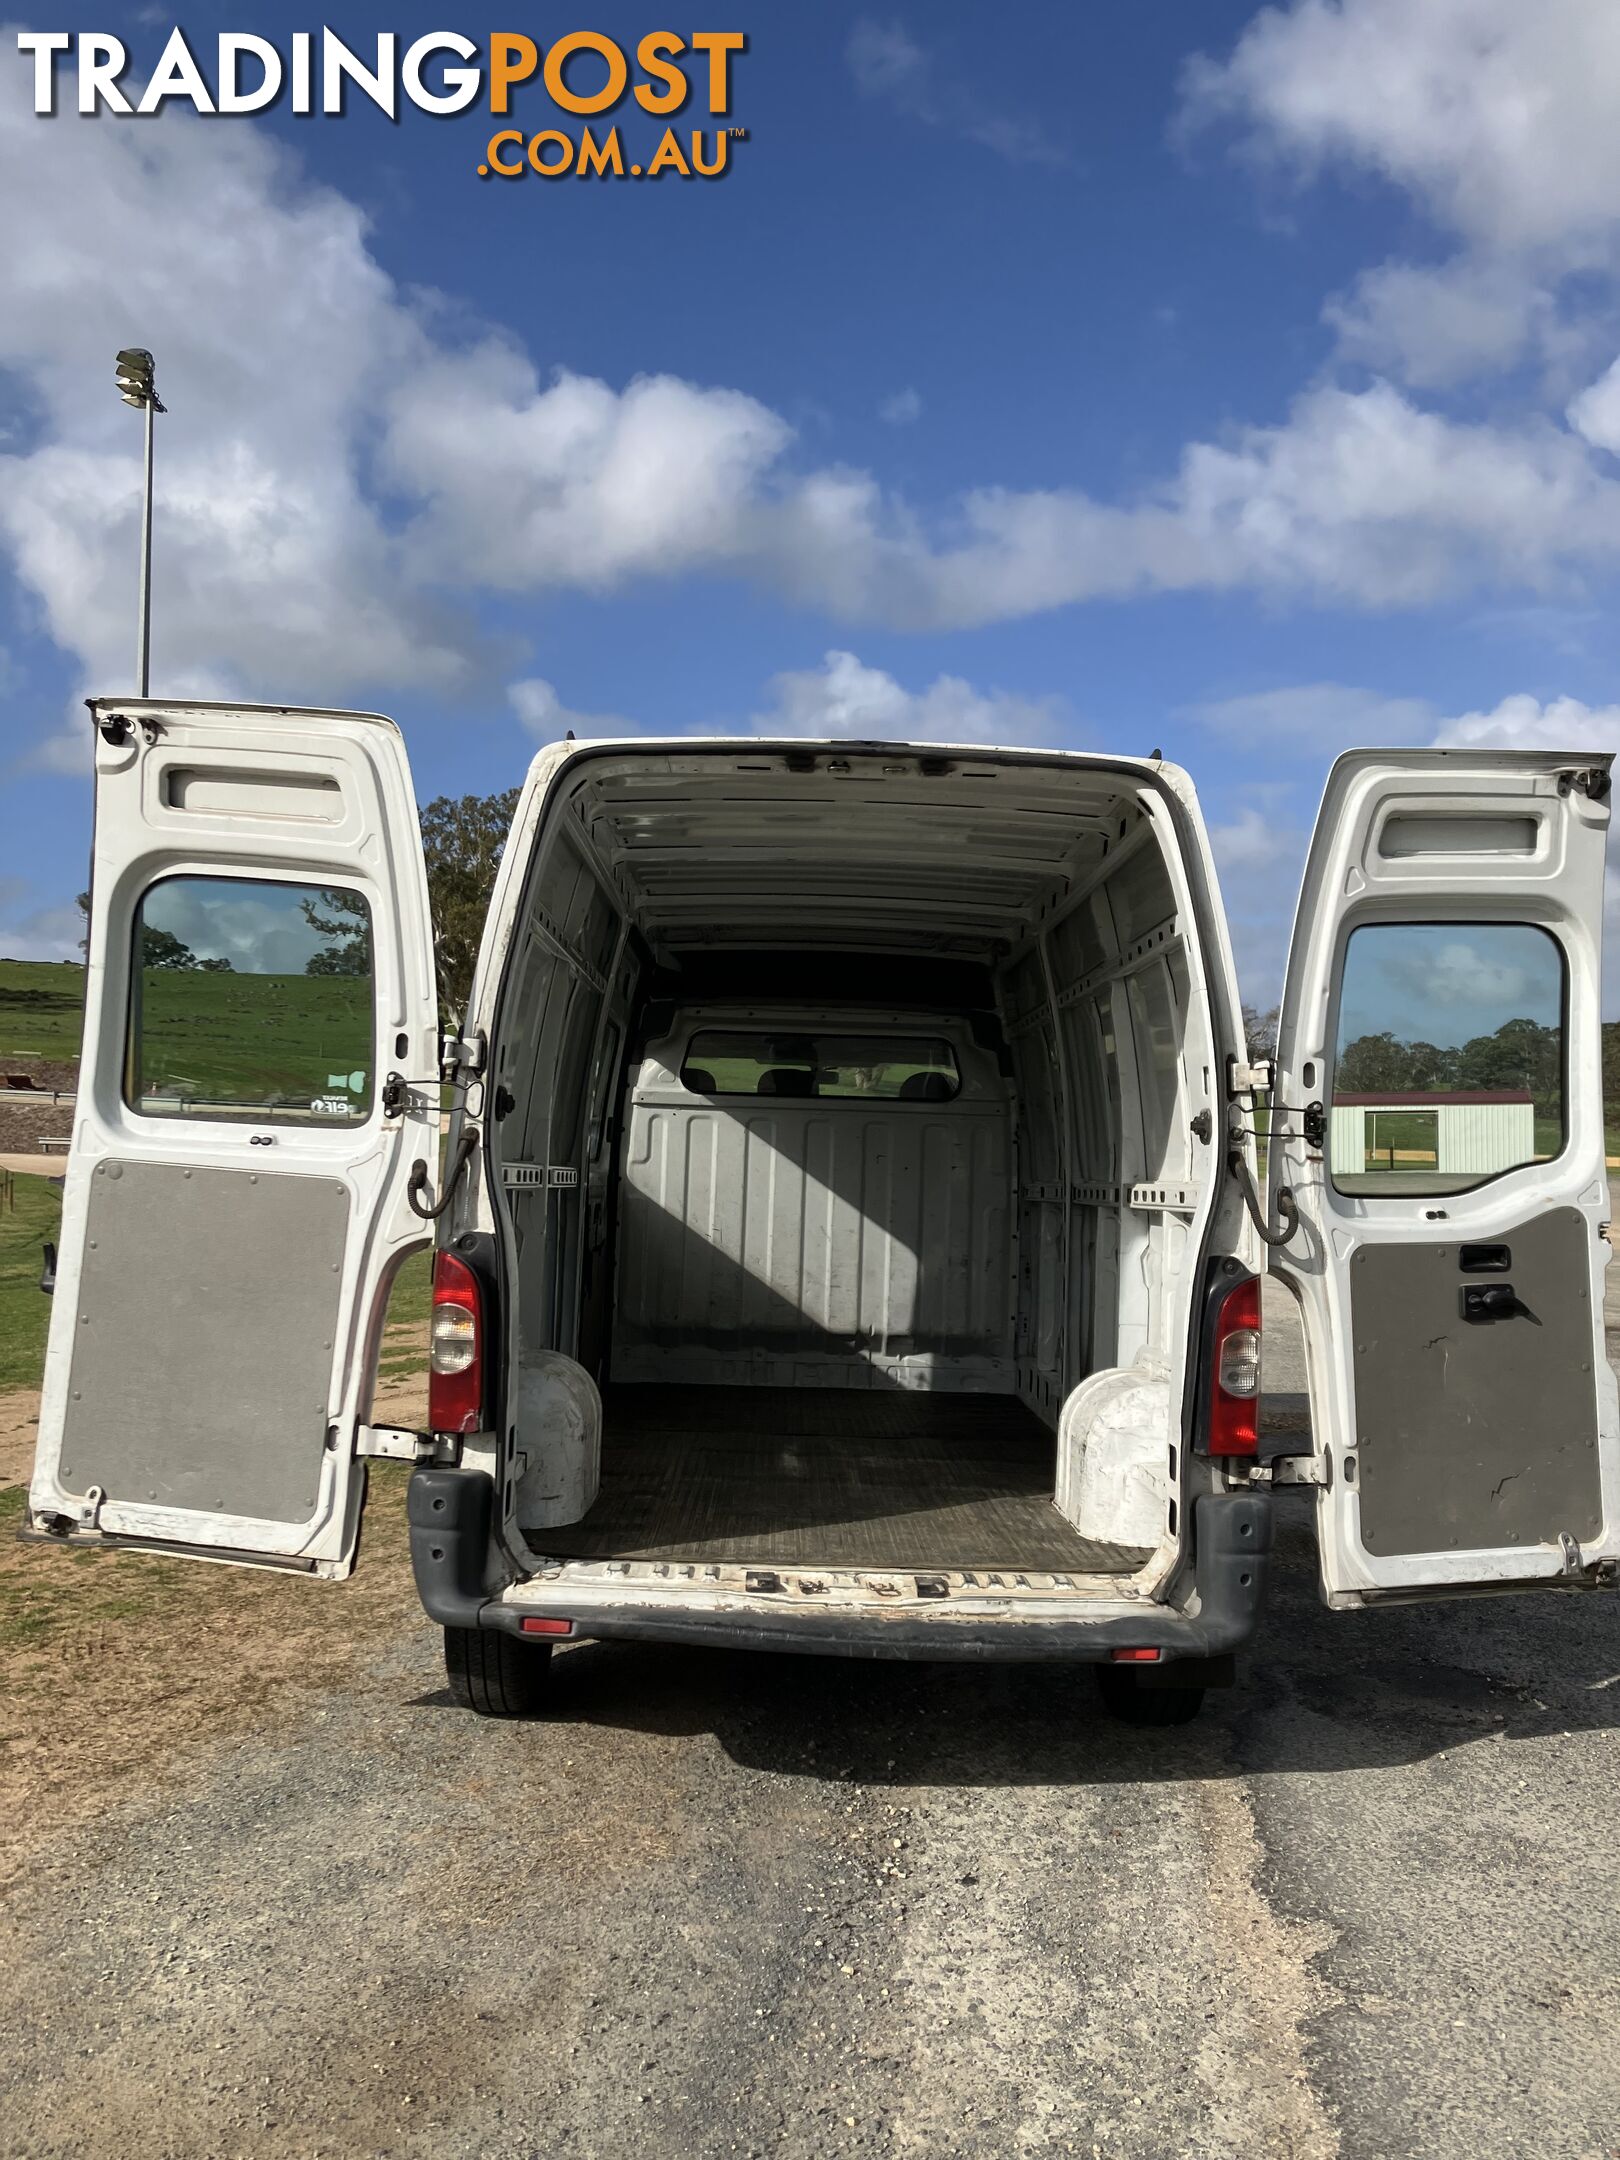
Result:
[27, 705, 1619, 1721]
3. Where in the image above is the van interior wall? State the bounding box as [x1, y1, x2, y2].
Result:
[486, 751, 1207, 1551]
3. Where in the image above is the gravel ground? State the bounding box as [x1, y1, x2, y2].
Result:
[3, 1294, 1619, 2159]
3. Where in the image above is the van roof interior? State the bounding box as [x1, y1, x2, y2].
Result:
[560, 746, 1159, 961]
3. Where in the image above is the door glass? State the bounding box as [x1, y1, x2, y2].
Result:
[1329, 922, 1563, 1195]
[127, 875, 374, 1123]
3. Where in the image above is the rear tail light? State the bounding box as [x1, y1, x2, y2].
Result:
[429, 1251, 483, 1434]
[1208, 1272, 1262, 1457]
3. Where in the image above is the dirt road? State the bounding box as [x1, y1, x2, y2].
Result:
[2, 1499, 1619, 2160]
[3, 1303, 1619, 2158]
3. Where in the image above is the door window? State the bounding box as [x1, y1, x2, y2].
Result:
[127, 875, 374, 1123]
[1329, 921, 1563, 1195]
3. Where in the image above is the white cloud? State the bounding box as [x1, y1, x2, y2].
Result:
[11, 26, 1620, 772]
[0, 895, 85, 962]
[1184, 0, 1620, 389]
[507, 677, 627, 741]
[1430, 691, 1620, 757]
[0, 61, 479, 764]
[749, 650, 1063, 746]
[1325, 259, 1556, 391]
[1183, 0, 1620, 255]
[1567, 360, 1620, 456]
[1185, 680, 1439, 749]
[387, 354, 793, 594]
[879, 387, 922, 426]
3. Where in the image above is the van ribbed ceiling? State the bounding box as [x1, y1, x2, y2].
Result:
[566, 747, 1146, 955]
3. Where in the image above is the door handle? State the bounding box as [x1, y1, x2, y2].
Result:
[1460, 1282, 1540, 1325]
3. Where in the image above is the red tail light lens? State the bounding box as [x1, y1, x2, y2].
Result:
[1208, 1273, 1262, 1458]
[429, 1251, 483, 1434]
[1111, 1646, 1163, 1664]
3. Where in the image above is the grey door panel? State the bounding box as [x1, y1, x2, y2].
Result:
[1351, 1207, 1602, 1556]
[58, 1161, 349, 1525]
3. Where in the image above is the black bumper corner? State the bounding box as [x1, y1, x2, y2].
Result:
[408, 1464, 494, 1629]
[407, 1471, 1273, 1665]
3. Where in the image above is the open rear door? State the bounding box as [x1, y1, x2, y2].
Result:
[1271, 748, 1620, 1606]
[28, 699, 439, 1578]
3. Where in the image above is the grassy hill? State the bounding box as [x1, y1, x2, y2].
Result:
[0, 960, 86, 1066]
[2, 957, 371, 1116]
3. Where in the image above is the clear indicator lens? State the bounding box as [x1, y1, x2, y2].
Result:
[1217, 1327, 1261, 1399]
[431, 1308, 477, 1374]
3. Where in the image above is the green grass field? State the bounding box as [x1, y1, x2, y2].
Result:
[0, 1175, 62, 1393]
[134, 967, 373, 1118]
[0, 959, 85, 1063]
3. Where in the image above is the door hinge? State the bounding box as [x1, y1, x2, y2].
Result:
[356, 1426, 457, 1465]
[1558, 766, 1611, 803]
[1227, 1056, 1274, 1095]
[441, 1030, 486, 1081]
[1273, 1456, 1329, 1488]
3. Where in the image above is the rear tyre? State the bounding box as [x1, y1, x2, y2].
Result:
[443, 1626, 554, 1718]
[1096, 1665, 1206, 1727]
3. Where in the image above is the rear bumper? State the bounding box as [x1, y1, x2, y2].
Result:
[408, 1473, 1272, 1664]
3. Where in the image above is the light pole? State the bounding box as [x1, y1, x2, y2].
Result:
[114, 348, 165, 697]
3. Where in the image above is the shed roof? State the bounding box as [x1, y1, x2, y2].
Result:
[1334, 1091, 1534, 1107]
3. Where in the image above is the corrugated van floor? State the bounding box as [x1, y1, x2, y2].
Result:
[532, 1386, 1152, 1574]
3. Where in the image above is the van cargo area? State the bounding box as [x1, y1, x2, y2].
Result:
[481, 744, 1224, 1595]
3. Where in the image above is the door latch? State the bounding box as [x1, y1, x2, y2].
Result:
[1461, 1282, 1540, 1325]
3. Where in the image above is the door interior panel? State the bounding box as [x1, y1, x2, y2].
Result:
[1350, 1207, 1602, 1556]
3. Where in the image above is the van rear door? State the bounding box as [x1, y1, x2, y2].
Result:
[1270, 748, 1618, 1606]
[27, 699, 439, 1577]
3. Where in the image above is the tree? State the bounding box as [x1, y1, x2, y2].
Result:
[140, 924, 201, 970]
[419, 788, 522, 1014]
[76, 890, 90, 958]
[1241, 1003, 1279, 1057]
[301, 889, 371, 977]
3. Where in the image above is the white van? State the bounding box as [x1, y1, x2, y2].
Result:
[25, 704, 1620, 1724]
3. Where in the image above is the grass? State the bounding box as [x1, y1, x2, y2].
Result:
[0, 959, 85, 1064]
[0, 1175, 63, 1393]
[135, 966, 373, 1118]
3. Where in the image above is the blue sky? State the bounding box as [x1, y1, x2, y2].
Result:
[5, 1, 1620, 1007]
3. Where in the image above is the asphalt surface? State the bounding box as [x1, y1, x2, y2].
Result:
[3, 1291, 1619, 2159]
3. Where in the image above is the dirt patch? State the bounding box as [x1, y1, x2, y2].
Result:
[0, 1387, 40, 1489]
[0, 1333, 431, 1896]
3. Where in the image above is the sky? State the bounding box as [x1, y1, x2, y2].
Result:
[1337, 923, 1562, 1050]
[5, 1, 1620, 1012]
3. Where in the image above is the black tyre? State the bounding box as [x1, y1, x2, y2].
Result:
[443, 1626, 554, 1718]
[1096, 1665, 1206, 1727]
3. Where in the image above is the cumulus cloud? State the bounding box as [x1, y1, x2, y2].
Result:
[0, 894, 85, 962]
[748, 650, 1064, 745]
[0, 67, 479, 764]
[1184, 0, 1620, 389]
[11, 21, 1620, 774]
[1430, 691, 1620, 757]
[507, 677, 628, 740]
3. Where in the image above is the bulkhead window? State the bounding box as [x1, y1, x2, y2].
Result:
[126, 875, 374, 1125]
[680, 1030, 961, 1101]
